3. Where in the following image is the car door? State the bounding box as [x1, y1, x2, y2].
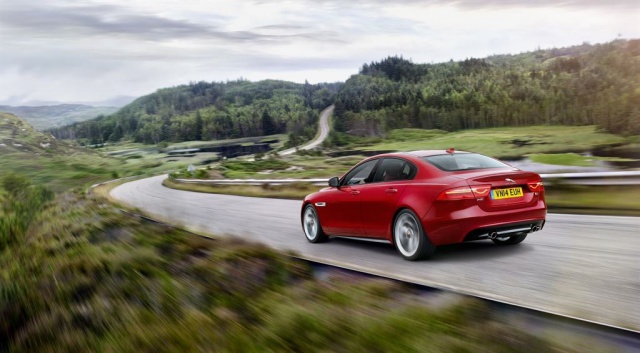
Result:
[361, 158, 417, 238]
[320, 159, 379, 236]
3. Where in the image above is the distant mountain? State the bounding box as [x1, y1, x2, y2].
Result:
[0, 95, 137, 108]
[79, 95, 137, 107]
[0, 104, 120, 130]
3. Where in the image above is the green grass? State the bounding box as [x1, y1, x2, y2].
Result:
[212, 155, 364, 180]
[361, 125, 628, 159]
[205, 126, 636, 181]
[0, 112, 220, 192]
[529, 153, 637, 166]
[164, 178, 318, 200]
[545, 185, 640, 215]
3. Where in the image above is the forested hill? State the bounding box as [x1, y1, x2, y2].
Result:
[50, 80, 340, 144]
[333, 39, 640, 137]
[51, 40, 638, 145]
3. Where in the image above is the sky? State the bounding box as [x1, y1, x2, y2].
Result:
[0, 0, 638, 106]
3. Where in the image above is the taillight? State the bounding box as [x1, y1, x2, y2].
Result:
[527, 181, 543, 192]
[437, 185, 491, 200]
[470, 185, 491, 198]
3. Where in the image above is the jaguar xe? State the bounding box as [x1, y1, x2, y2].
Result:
[301, 150, 546, 260]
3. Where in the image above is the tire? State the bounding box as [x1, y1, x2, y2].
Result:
[392, 209, 435, 261]
[302, 204, 328, 243]
[491, 233, 527, 245]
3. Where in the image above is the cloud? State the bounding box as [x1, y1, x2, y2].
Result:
[1, 3, 208, 41]
[0, 2, 341, 44]
[0, 0, 637, 104]
[255, 0, 639, 11]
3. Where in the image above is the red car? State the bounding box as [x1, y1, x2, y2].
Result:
[301, 150, 546, 260]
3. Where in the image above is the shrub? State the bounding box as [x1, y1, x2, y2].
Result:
[194, 169, 208, 179]
[0, 174, 53, 249]
[222, 159, 290, 173]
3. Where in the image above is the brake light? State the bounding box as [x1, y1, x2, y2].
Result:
[437, 185, 491, 200]
[527, 181, 543, 192]
[471, 185, 491, 198]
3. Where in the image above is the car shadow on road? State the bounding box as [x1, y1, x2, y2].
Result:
[431, 241, 534, 262]
[328, 237, 533, 263]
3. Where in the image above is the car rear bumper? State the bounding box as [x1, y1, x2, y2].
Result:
[462, 219, 545, 241]
[422, 201, 547, 246]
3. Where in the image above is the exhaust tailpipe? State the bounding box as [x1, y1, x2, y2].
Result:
[488, 231, 498, 240]
[531, 226, 541, 232]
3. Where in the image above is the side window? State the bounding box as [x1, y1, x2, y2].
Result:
[343, 159, 378, 186]
[373, 158, 416, 183]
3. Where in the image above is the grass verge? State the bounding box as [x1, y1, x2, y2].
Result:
[347, 125, 630, 159]
[544, 184, 640, 216]
[164, 178, 318, 200]
[165, 180, 640, 216]
[528, 153, 636, 166]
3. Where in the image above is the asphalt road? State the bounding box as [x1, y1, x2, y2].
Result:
[279, 105, 333, 155]
[111, 175, 640, 331]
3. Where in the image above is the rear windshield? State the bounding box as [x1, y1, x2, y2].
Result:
[422, 153, 510, 171]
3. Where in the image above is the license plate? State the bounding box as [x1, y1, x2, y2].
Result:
[491, 187, 523, 200]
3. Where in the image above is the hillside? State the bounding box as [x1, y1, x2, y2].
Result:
[0, 112, 67, 155]
[332, 39, 640, 137]
[50, 40, 638, 146]
[0, 113, 137, 192]
[51, 79, 340, 145]
[0, 104, 119, 130]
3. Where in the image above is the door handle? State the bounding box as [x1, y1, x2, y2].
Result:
[351, 190, 360, 195]
[385, 188, 398, 194]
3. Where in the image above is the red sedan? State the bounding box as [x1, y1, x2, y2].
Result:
[301, 150, 546, 260]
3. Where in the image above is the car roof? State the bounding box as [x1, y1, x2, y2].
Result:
[362, 150, 472, 162]
[405, 150, 471, 157]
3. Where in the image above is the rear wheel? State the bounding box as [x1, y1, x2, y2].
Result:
[492, 233, 527, 245]
[393, 209, 435, 261]
[302, 204, 328, 243]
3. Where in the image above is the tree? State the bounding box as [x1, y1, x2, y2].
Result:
[261, 110, 277, 135]
[194, 111, 203, 140]
[109, 124, 124, 142]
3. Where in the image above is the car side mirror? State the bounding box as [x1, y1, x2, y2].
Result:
[328, 176, 340, 188]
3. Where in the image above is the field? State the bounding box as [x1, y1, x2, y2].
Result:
[528, 153, 635, 166]
[0, 112, 286, 192]
[203, 125, 637, 180]
[358, 126, 628, 159]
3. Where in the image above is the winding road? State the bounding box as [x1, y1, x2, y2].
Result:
[279, 105, 333, 155]
[111, 175, 640, 331]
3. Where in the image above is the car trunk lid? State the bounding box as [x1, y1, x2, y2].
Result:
[453, 168, 543, 212]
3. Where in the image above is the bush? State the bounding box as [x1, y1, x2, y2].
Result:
[222, 159, 290, 173]
[296, 149, 323, 157]
[1, 172, 30, 197]
[0, 173, 53, 249]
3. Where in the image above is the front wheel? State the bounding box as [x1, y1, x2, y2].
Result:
[491, 233, 527, 245]
[302, 204, 328, 243]
[393, 209, 435, 261]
